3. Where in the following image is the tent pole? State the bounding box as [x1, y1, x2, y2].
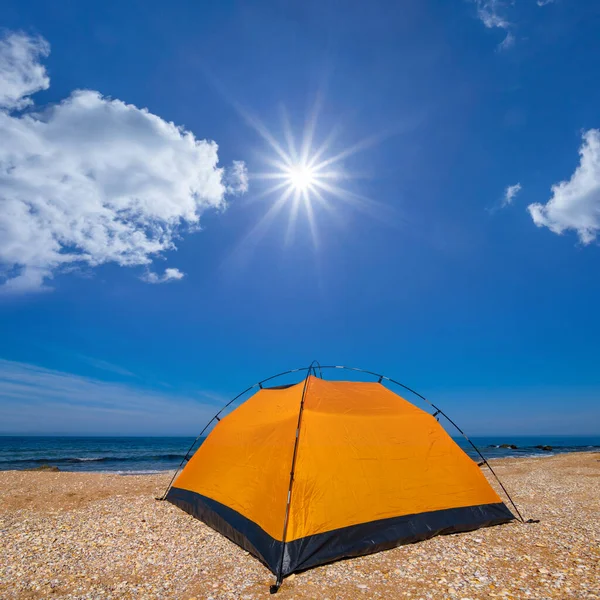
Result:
[156, 384, 256, 501]
[428, 404, 526, 523]
[270, 360, 317, 594]
[157, 367, 311, 502]
[317, 365, 529, 524]
[160, 362, 533, 590]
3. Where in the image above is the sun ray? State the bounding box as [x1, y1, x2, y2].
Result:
[251, 172, 291, 181]
[302, 188, 320, 249]
[313, 179, 380, 211]
[206, 77, 400, 267]
[237, 187, 294, 248]
[253, 152, 293, 174]
[232, 102, 293, 167]
[300, 95, 322, 166]
[311, 128, 397, 172]
[306, 121, 344, 169]
[285, 192, 302, 247]
[242, 180, 290, 205]
[310, 169, 344, 181]
[309, 186, 343, 229]
[310, 186, 334, 213]
[238, 98, 399, 257]
[314, 179, 402, 227]
[280, 106, 299, 164]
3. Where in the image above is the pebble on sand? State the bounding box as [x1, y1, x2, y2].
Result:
[0, 452, 599, 599]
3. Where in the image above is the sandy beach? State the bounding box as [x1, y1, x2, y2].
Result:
[0, 453, 598, 599]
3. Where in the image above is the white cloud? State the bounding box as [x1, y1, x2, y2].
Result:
[77, 354, 137, 377]
[141, 267, 185, 284]
[226, 160, 249, 194]
[497, 31, 515, 51]
[528, 129, 600, 244]
[0, 31, 247, 293]
[472, 0, 514, 50]
[537, 0, 554, 6]
[502, 182, 522, 207]
[476, 0, 509, 29]
[0, 32, 49, 110]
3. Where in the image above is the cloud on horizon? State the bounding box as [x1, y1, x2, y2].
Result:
[528, 129, 600, 244]
[76, 354, 138, 378]
[0, 358, 224, 435]
[0, 31, 248, 294]
[1, 358, 597, 436]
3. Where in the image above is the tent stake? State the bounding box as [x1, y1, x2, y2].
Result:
[271, 361, 319, 592]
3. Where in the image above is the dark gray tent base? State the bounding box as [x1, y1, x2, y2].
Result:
[167, 486, 514, 580]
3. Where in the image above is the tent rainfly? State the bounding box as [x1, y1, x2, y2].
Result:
[160, 364, 520, 593]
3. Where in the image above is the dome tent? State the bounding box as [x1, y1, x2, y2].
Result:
[160, 364, 520, 593]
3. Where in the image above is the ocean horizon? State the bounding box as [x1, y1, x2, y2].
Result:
[1, 434, 599, 474]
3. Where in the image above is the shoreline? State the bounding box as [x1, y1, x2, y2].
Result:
[3, 447, 598, 476]
[1, 452, 598, 599]
[2, 435, 598, 477]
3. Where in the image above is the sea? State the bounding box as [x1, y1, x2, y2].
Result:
[0, 435, 598, 474]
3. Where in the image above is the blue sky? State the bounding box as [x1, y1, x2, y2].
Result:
[0, 0, 599, 436]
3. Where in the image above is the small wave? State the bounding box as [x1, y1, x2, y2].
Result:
[500, 452, 556, 459]
[63, 453, 186, 463]
[116, 470, 163, 476]
[0, 453, 187, 466]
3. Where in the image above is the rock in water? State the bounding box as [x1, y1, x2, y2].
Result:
[26, 464, 60, 472]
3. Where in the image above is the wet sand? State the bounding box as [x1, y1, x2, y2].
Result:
[0, 452, 598, 599]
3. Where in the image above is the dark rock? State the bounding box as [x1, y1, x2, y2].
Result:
[25, 464, 60, 472]
[499, 444, 518, 450]
[535, 445, 553, 451]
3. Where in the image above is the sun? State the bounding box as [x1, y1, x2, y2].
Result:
[232, 97, 388, 251]
[286, 164, 317, 192]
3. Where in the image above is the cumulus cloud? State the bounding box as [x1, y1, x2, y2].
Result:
[528, 129, 600, 244]
[141, 267, 185, 284]
[502, 182, 522, 207]
[472, 0, 514, 50]
[0, 32, 49, 110]
[0, 31, 247, 293]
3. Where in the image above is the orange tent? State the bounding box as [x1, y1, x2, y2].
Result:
[164, 367, 515, 592]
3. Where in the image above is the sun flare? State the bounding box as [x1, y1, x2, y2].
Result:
[237, 97, 388, 251]
[286, 165, 316, 192]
